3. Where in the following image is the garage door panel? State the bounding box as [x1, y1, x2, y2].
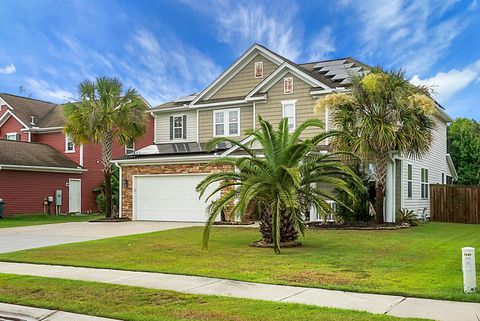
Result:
[134, 174, 219, 222]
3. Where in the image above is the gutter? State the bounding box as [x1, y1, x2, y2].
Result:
[0, 164, 86, 174]
[21, 126, 63, 133]
[114, 154, 220, 166]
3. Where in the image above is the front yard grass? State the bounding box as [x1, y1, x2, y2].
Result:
[0, 222, 478, 303]
[0, 274, 426, 321]
[0, 214, 102, 228]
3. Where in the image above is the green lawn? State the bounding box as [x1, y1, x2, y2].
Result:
[0, 222, 478, 303]
[0, 274, 426, 321]
[0, 214, 102, 228]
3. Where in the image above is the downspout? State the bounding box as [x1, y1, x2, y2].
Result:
[386, 151, 399, 223]
[114, 161, 122, 218]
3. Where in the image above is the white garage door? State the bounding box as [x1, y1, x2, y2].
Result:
[133, 174, 218, 222]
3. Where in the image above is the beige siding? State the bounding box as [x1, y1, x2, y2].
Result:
[255, 73, 325, 139]
[210, 52, 278, 100]
[154, 110, 197, 144]
[198, 106, 253, 143]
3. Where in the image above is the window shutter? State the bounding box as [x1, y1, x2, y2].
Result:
[183, 115, 187, 139]
[169, 116, 173, 140]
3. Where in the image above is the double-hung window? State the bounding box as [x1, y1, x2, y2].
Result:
[125, 141, 135, 155]
[169, 115, 187, 140]
[214, 108, 239, 136]
[421, 168, 429, 199]
[407, 164, 413, 198]
[65, 135, 75, 153]
[282, 100, 296, 131]
[5, 132, 17, 141]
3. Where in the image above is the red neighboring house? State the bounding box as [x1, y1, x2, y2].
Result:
[0, 93, 154, 215]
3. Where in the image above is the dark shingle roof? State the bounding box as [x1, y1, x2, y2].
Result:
[0, 93, 64, 128]
[0, 139, 81, 169]
[152, 44, 370, 110]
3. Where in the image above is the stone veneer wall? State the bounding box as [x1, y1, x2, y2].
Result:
[121, 163, 233, 219]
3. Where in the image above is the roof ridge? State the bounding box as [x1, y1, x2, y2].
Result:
[0, 93, 58, 105]
[297, 57, 354, 65]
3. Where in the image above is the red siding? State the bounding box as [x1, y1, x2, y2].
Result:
[0, 170, 82, 216]
[0, 114, 155, 214]
[0, 116, 29, 141]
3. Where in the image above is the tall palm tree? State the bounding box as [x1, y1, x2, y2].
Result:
[316, 68, 436, 223]
[63, 77, 149, 218]
[196, 117, 363, 254]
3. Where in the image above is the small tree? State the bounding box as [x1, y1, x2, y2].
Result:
[196, 117, 363, 254]
[448, 118, 480, 185]
[316, 69, 436, 223]
[63, 77, 148, 218]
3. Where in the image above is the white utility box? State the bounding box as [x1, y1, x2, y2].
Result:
[462, 247, 476, 293]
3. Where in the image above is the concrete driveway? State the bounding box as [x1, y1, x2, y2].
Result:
[0, 221, 201, 253]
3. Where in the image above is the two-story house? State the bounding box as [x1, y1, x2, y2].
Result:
[0, 93, 154, 215]
[115, 43, 457, 223]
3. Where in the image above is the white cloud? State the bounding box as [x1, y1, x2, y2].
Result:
[25, 78, 74, 102]
[308, 27, 336, 61]
[0, 63, 16, 74]
[181, 0, 303, 61]
[341, 0, 468, 74]
[410, 59, 480, 102]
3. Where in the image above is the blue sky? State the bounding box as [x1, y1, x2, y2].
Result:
[0, 0, 479, 119]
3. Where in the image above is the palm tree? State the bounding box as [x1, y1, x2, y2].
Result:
[316, 68, 436, 223]
[196, 117, 363, 254]
[63, 77, 149, 218]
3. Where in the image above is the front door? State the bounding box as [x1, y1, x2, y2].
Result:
[68, 178, 81, 213]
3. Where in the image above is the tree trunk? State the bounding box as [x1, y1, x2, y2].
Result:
[374, 154, 388, 224]
[280, 211, 298, 242]
[102, 132, 114, 218]
[259, 206, 273, 243]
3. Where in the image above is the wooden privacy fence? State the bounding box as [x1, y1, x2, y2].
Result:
[430, 184, 480, 223]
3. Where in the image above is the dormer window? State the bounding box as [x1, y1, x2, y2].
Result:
[65, 134, 75, 153]
[284, 77, 294, 94]
[254, 61, 264, 78]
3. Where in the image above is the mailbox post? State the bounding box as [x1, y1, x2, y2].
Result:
[462, 247, 476, 293]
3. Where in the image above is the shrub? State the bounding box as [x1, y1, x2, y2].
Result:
[396, 208, 420, 226]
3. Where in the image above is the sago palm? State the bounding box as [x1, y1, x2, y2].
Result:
[63, 77, 149, 218]
[196, 117, 363, 254]
[316, 68, 436, 223]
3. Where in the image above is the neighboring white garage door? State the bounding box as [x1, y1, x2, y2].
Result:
[133, 174, 218, 222]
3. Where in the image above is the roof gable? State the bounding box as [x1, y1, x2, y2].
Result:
[190, 44, 284, 106]
[0, 93, 64, 129]
[246, 62, 331, 99]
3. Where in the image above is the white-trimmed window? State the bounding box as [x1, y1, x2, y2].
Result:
[284, 76, 294, 94]
[5, 132, 17, 141]
[65, 135, 75, 153]
[125, 141, 135, 155]
[254, 61, 263, 78]
[407, 164, 413, 198]
[174, 116, 183, 139]
[214, 108, 240, 136]
[282, 100, 296, 131]
[169, 115, 187, 140]
[421, 168, 429, 199]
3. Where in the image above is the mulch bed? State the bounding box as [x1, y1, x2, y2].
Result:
[249, 240, 302, 248]
[214, 221, 255, 226]
[306, 221, 412, 230]
[89, 217, 131, 223]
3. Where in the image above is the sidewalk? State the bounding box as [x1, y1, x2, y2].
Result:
[0, 302, 119, 321]
[0, 262, 479, 321]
